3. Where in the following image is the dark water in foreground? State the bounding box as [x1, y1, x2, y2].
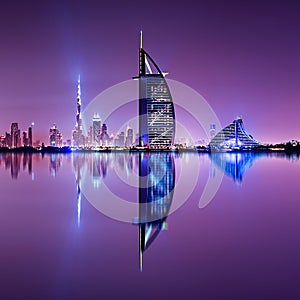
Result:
[0, 152, 300, 300]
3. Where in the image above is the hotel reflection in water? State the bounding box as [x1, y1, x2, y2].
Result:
[2, 151, 300, 269]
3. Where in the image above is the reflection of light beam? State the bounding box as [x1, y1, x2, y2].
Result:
[144, 224, 152, 246]
[77, 185, 81, 228]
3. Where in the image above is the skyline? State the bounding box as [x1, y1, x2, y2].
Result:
[1, 1, 300, 144]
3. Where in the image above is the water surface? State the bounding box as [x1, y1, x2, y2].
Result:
[0, 152, 300, 300]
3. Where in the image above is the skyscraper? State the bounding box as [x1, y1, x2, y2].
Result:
[5, 132, 11, 148]
[49, 124, 63, 147]
[125, 127, 133, 147]
[135, 32, 175, 148]
[100, 123, 109, 146]
[23, 131, 28, 146]
[92, 113, 101, 146]
[28, 127, 33, 147]
[73, 75, 85, 147]
[11, 123, 20, 148]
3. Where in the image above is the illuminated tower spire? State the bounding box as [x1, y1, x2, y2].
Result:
[140, 30, 143, 49]
[136, 32, 175, 147]
[76, 75, 82, 129]
[73, 75, 84, 147]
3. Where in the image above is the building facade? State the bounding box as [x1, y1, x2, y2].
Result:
[136, 32, 175, 148]
[11, 123, 21, 148]
[92, 113, 101, 146]
[73, 76, 85, 147]
[209, 117, 262, 150]
[49, 124, 63, 147]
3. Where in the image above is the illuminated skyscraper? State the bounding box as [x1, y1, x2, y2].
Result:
[125, 127, 133, 147]
[73, 75, 85, 147]
[11, 123, 20, 148]
[28, 126, 33, 147]
[135, 31, 175, 148]
[92, 113, 101, 146]
[100, 123, 109, 146]
[23, 131, 28, 146]
[49, 124, 62, 147]
[5, 132, 11, 148]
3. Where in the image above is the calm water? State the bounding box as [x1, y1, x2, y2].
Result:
[1, 151, 300, 300]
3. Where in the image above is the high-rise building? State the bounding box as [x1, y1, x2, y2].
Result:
[73, 75, 85, 147]
[125, 127, 133, 147]
[0, 135, 5, 147]
[11, 123, 20, 148]
[210, 123, 216, 140]
[135, 32, 175, 148]
[92, 113, 101, 146]
[119, 131, 125, 147]
[87, 126, 93, 146]
[100, 123, 109, 146]
[28, 127, 33, 147]
[49, 124, 63, 147]
[5, 132, 11, 148]
[23, 131, 28, 146]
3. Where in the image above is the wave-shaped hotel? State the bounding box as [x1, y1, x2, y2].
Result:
[209, 117, 263, 151]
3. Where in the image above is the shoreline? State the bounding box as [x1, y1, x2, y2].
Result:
[0, 145, 300, 154]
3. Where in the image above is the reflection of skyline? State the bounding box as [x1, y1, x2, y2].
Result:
[0, 152, 33, 179]
[2, 151, 300, 184]
[70, 152, 176, 270]
[2, 150, 300, 275]
[209, 152, 300, 183]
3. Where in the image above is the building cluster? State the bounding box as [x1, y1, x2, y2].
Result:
[0, 122, 33, 148]
[51, 75, 136, 149]
[0, 34, 266, 151]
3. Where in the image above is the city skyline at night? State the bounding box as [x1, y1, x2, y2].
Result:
[1, 1, 300, 145]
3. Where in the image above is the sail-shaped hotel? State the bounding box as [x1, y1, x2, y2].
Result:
[135, 32, 175, 148]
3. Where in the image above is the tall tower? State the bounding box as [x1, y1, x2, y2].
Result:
[92, 113, 101, 146]
[28, 126, 33, 147]
[136, 31, 175, 148]
[11, 123, 20, 148]
[73, 75, 84, 147]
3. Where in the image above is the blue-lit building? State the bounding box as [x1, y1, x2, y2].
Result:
[209, 117, 263, 150]
[135, 32, 175, 148]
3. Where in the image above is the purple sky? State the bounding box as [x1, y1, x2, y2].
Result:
[0, 1, 300, 144]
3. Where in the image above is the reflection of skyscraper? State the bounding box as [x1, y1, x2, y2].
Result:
[92, 113, 101, 146]
[0, 153, 33, 179]
[72, 154, 86, 228]
[137, 153, 175, 271]
[49, 154, 62, 176]
[135, 32, 175, 148]
[11, 153, 21, 179]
